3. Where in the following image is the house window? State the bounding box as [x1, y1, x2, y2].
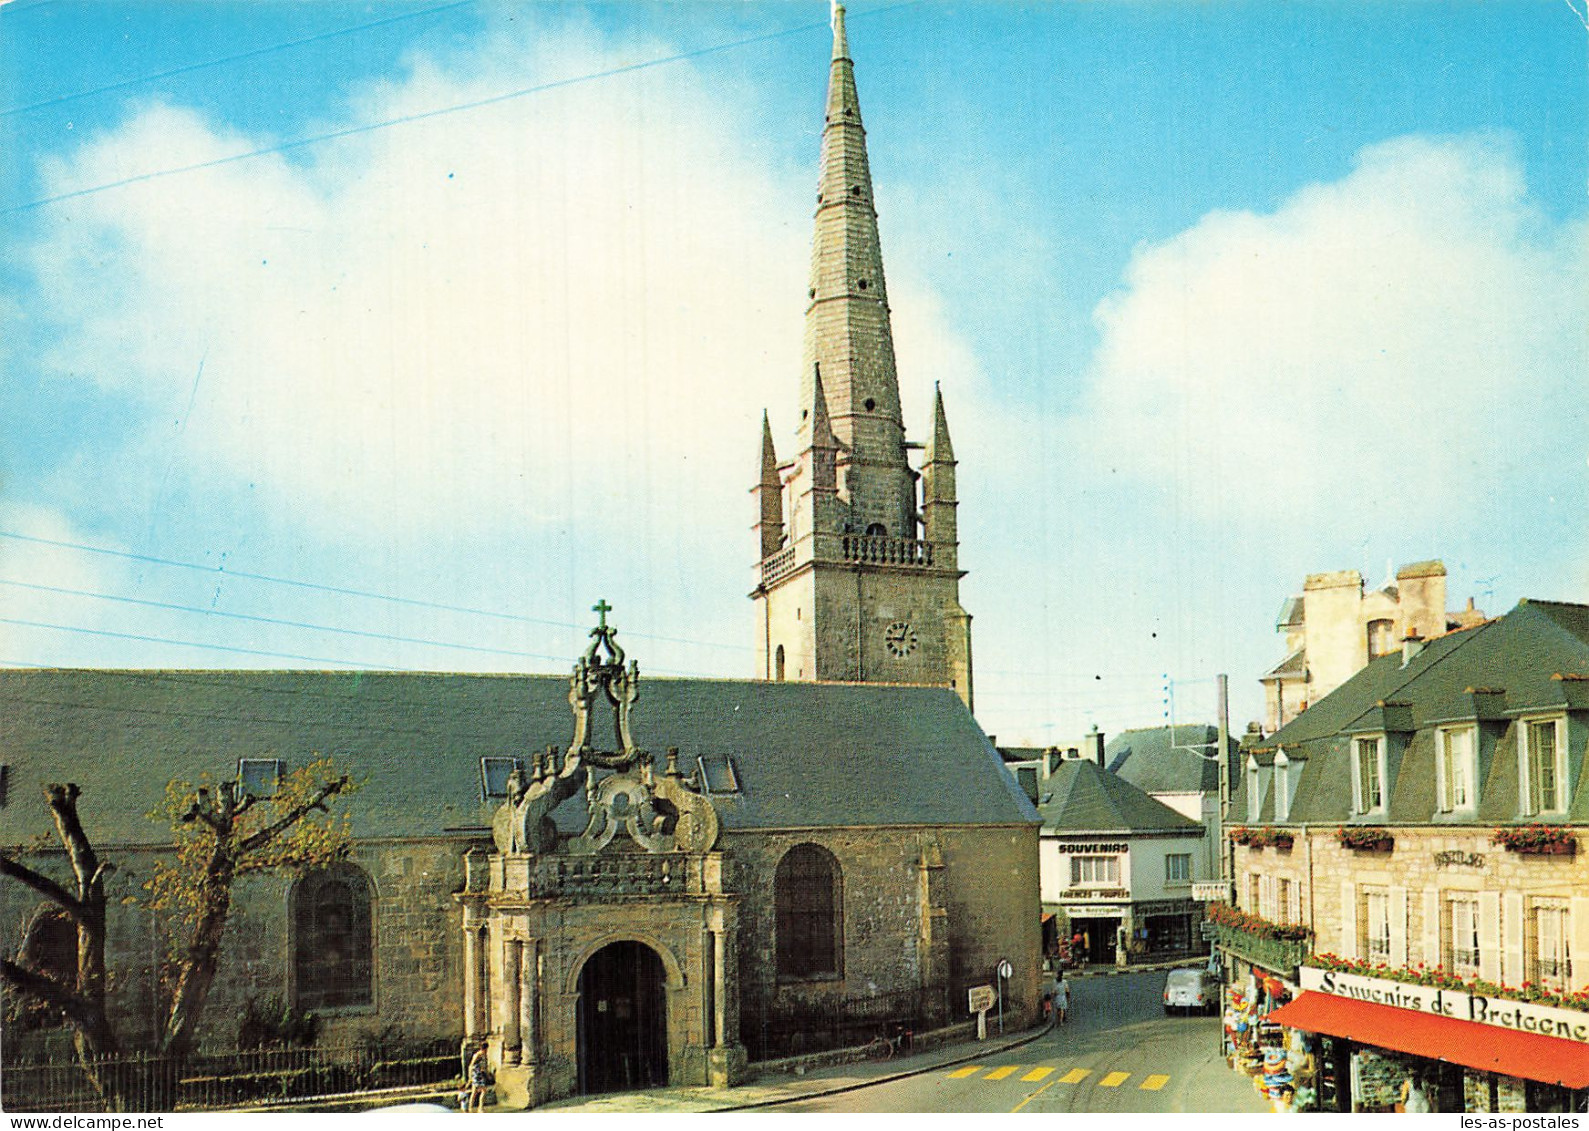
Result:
[1071, 855, 1121, 886]
[1278, 878, 1294, 924]
[1273, 749, 1291, 821]
[1363, 890, 1391, 963]
[1246, 755, 1261, 822]
[1165, 853, 1191, 884]
[775, 844, 842, 979]
[1258, 876, 1276, 921]
[1247, 873, 1261, 913]
[293, 864, 374, 1010]
[1444, 895, 1481, 978]
[1521, 717, 1568, 815]
[1367, 619, 1396, 660]
[1532, 902, 1571, 992]
[1353, 736, 1385, 814]
[1437, 726, 1476, 812]
[774, 645, 786, 681]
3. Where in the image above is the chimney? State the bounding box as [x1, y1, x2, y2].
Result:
[1087, 725, 1106, 767]
[1401, 631, 1426, 667]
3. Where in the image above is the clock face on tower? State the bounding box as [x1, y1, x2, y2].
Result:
[884, 621, 918, 658]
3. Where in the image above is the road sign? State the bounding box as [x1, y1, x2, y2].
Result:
[1192, 882, 1232, 902]
[1200, 922, 1219, 940]
[968, 984, 995, 1012]
[997, 959, 1013, 979]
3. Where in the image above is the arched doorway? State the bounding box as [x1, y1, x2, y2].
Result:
[576, 940, 668, 1094]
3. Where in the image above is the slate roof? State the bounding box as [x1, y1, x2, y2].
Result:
[1262, 648, 1307, 681]
[1234, 599, 1589, 826]
[1105, 724, 1236, 795]
[0, 670, 1038, 846]
[1034, 758, 1203, 835]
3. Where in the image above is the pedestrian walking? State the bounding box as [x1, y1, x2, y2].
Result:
[1053, 973, 1071, 1024]
[465, 1042, 492, 1113]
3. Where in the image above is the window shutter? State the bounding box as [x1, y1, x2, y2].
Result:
[1571, 897, 1589, 991]
[1388, 887, 1408, 967]
[1422, 889, 1440, 967]
[1340, 881, 1357, 960]
[1502, 892, 1525, 986]
[1479, 891, 1502, 982]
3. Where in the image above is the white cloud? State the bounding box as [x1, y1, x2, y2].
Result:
[24, 24, 813, 539]
[0, 505, 128, 666]
[1076, 133, 1588, 540]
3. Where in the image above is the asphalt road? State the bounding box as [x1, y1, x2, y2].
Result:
[777, 969, 1273, 1114]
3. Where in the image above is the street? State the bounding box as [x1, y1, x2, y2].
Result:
[776, 969, 1271, 1114]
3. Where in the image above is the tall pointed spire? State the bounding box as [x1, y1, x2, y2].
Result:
[922, 384, 959, 568]
[801, 0, 913, 538]
[754, 412, 784, 559]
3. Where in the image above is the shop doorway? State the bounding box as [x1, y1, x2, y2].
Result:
[576, 941, 669, 1094]
[1067, 917, 1120, 965]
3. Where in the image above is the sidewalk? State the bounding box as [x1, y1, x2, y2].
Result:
[539, 1021, 1054, 1113]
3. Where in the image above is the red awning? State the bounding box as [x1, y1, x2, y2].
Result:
[1267, 991, 1589, 1089]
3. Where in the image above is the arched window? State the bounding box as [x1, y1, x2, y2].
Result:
[774, 645, 786, 682]
[1366, 618, 1395, 660]
[293, 864, 374, 1010]
[775, 843, 842, 979]
[864, 523, 886, 538]
[16, 907, 77, 1029]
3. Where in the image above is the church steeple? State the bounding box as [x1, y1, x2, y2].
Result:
[751, 6, 973, 710]
[802, 0, 911, 537]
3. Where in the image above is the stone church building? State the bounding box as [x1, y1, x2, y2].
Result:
[1, 6, 1040, 1109]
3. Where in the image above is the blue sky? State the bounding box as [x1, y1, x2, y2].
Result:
[1, 0, 1585, 744]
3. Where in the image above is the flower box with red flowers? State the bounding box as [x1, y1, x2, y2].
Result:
[1336, 826, 1394, 852]
[1491, 825, 1577, 855]
[1231, 826, 1295, 851]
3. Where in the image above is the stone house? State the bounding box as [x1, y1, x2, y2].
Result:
[1221, 598, 1589, 1112]
[1261, 560, 1486, 732]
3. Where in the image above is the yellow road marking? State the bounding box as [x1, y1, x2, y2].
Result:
[1011, 1076, 1061, 1113]
[1141, 1074, 1170, 1091]
[1021, 1066, 1055, 1082]
[984, 1066, 1019, 1080]
[1059, 1067, 1090, 1084]
[1099, 1071, 1130, 1088]
[947, 1066, 983, 1079]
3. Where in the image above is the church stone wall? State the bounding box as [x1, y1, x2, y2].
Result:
[1, 839, 470, 1055]
[730, 823, 1040, 1051]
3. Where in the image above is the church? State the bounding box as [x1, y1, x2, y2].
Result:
[1, 6, 1040, 1110]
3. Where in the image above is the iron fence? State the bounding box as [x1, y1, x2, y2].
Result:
[745, 984, 950, 1062]
[1, 1037, 459, 1113]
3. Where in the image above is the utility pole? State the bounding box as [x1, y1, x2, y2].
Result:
[1217, 673, 1231, 887]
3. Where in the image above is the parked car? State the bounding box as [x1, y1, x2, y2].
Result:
[1163, 967, 1220, 1015]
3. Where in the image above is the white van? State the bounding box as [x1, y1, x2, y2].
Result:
[1162, 967, 1220, 1015]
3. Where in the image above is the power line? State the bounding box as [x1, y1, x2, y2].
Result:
[0, 1, 475, 119]
[3, 0, 924, 217]
[0, 615, 396, 668]
[0, 576, 571, 663]
[0, 529, 750, 653]
[1, 13, 829, 216]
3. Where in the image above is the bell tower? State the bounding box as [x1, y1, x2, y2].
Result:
[751, 3, 973, 710]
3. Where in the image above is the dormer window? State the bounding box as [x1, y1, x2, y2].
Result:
[694, 753, 741, 795]
[238, 758, 284, 797]
[1436, 726, 1477, 813]
[1519, 716, 1568, 816]
[1246, 754, 1260, 822]
[480, 756, 525, 800]
[1273, 749, 1291, 821]
[1352, 736, 1386, 815]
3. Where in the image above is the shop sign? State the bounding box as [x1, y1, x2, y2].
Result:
[1058, 842, 1129, 854]
[1299, 966, 1589, 1044]
[1136, 899, 1194, 915]
[1065, 905, 1124, 917]
[1191, 882, 1231, 901]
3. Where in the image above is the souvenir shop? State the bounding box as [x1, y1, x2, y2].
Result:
[1223, 963, 1589, 1113]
